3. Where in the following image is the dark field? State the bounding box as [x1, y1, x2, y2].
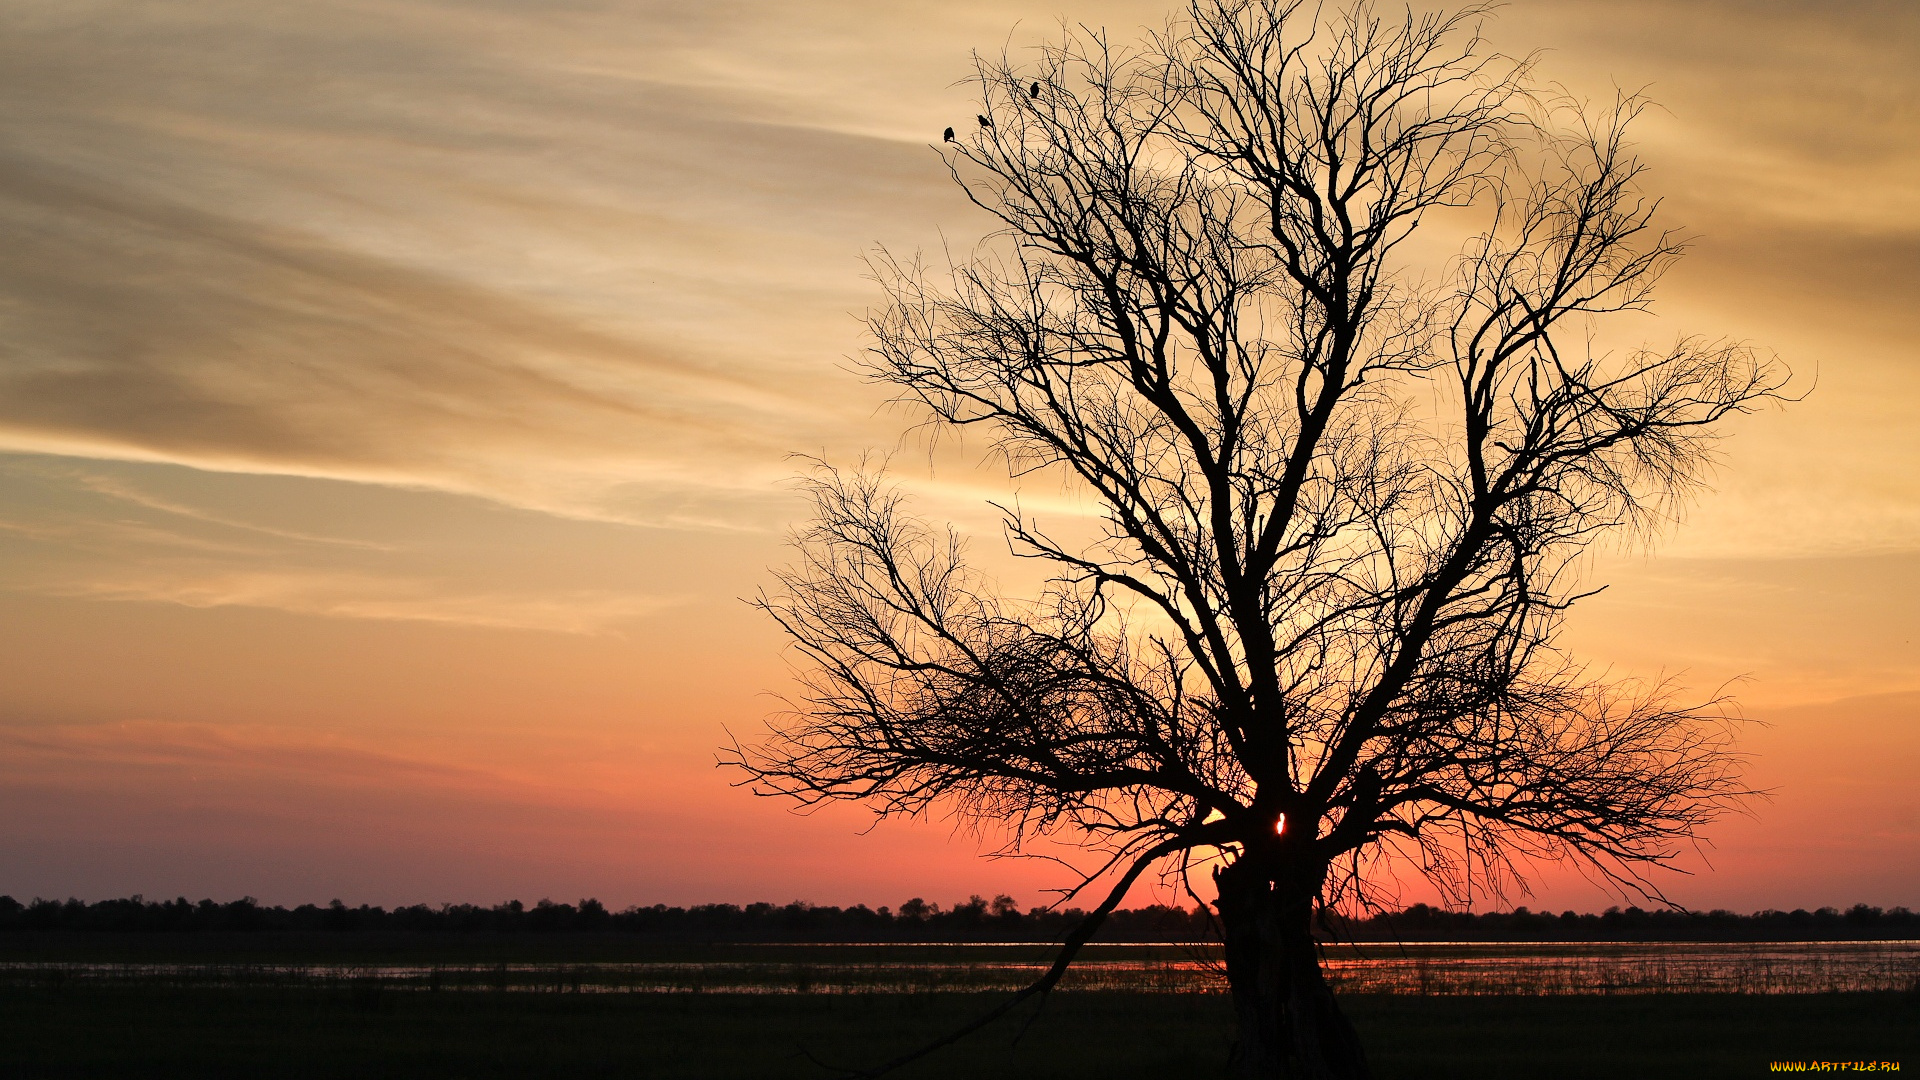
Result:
[1, 985, 1915, 1079]
[1, 936, 1914, 1078]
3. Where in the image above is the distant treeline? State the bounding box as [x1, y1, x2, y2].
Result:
[1336, 902, 1919, 942]
[0, 894, 1200, 942]
[0, 894, 1913, 942]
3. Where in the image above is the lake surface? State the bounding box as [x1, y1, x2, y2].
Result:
[5, 941, 1916, 995]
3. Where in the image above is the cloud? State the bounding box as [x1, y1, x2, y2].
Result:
[1564, 551, 1920, 708]
[0, 720, 515, 795]
[0, 0, 960, 525]
[37, 570, 681, 635]
[0, 149, 846, 524]
[0, 0, 1909, 549]
[0, 717, 713, 904]
[66, 471, 396, 551]
[0, 455, 730, 633]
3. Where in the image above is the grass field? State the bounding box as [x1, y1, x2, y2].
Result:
[0, 985, 1913, 1079]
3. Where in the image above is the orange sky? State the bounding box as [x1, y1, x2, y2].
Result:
[0, 0, 1914, 914]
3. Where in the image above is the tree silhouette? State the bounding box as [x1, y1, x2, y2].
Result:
[732, 1, 1788, 1076]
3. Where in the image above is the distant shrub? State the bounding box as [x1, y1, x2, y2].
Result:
[0, 893, 1909, 942]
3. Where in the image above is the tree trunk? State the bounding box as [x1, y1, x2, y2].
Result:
[1214, 860, 1371, 1080]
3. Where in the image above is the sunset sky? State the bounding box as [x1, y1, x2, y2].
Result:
[0, 0, 1914, 915]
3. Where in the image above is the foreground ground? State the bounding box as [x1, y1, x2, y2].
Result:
[0, 986, 1912, 1079]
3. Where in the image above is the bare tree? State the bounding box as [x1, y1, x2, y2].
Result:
[731, 1, 1787, 1077]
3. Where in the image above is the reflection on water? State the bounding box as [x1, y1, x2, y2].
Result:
[3, 942, 1915, 996]
[1318, 942, 1920, 995]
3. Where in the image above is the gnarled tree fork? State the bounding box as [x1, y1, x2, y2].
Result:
[730, 1, 1789, 1077]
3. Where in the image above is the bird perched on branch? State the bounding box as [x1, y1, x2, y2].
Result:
[1030, 81, 1041, 97]
[977, 114, 992, 129]
[942, 126, 954, 142]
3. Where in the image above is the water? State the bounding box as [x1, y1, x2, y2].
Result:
[3, 941, 1915, 995]
[1317, 941, 1920, 995]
